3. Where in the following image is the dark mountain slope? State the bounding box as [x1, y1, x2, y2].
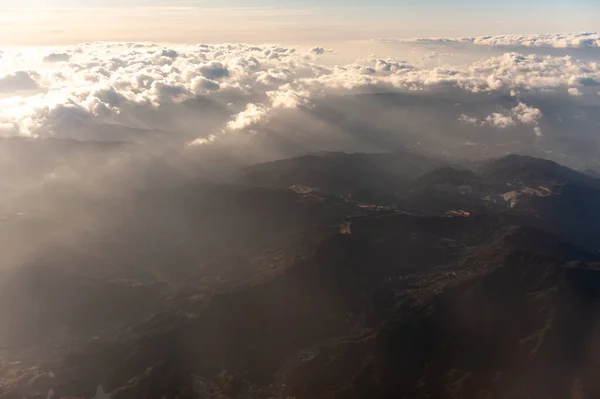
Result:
[6, 210, 599, 399]
[280, 223, 600, 399]
[413, 166, 478, 187]
[482, 154, 600, 188]
[517, 182, 600, 251]
[238, 150, 440, 196]
[0, 181, 358, 344]
[3, 153, 600, 399]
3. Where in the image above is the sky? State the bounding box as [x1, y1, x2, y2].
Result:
[0, 0, 599, 45]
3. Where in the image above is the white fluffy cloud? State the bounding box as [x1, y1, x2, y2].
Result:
[386, 53, 600, 93]
[404, 32, 600, 49]
[459, 102, 543, 134]
[485, 113, 517, 129]
[0, 71, 39, 92]
[0, 41, 596, 143]
[473, 33, 600, 49]
[0, 43, 316, 138]
[511, 102, 543, 125]
[43, 52, 71, 63]
[226, 103, 268, 130]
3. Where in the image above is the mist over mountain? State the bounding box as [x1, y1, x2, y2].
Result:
[3, 133, 600, 398]
[0, 4, 600, 395]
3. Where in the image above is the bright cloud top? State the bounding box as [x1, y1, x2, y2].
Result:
[0, 42, 598, 144]
[460, 102, 543, 136]
[398, 32, 600, 49]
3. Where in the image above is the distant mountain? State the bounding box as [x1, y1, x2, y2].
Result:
[396, 166, 504, 214]
[585, 168, 600, 179]
[518, 182, 600, 251]
[238, 150, 440, 196]
[412, 166, 478, 188]
[481, 154, 600, 188]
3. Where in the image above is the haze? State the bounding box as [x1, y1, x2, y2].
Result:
[1, 1, 600, 398]
[1, 0, 599, 45]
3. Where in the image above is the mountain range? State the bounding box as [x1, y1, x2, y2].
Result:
[1, 149, 600, 399]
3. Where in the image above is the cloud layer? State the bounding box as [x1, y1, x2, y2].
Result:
[0, 40, 598, 151]
[401, 32, 600, 49]
[0, 38, 599, 244]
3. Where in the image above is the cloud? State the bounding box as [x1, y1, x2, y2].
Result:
[310, 47, 332, 55]
[150, 81, 189, 103]
[459, 102, 543, 134]
[191, 76, 220, 94]
[0, 43, 312, 139]
[0, 71, 39, 92]
[188, 134, 217, 146]
[485, 112, 516, 129]
[0, 41, 596, 149]
[227, 103, 268, 130]
[511, 102, 542, 125]
[388, 52, 600, 94]
[379, 37, 463, 45]
[398, 32, 600, 49]
[458, 114, 479, 126]
[471, 33, 600, 49]
[43, 53, 71, 63]
[197, 61, 229, 80]
[160, 49, 179, 59]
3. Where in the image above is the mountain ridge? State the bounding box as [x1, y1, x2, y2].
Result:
[2, 150, 600, 399]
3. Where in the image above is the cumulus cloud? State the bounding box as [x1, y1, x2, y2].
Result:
[511, 102, 543, 125]
[459, 102, 543, 134]
[188, 134, 217, 146]
[458, 114, 479, 126]
[399, 32, 600, 49]
[227, 103, 268, 130]
[485, 112, 516, 129]
[43, 53, 71, 63]
[390, 53, 600, 93]
[191, 76, 220, 94]
[160, 49, 179, 58]
[0, 71, 39, 92]
[0, 41, 596, 148]
[0, 43, 312, 139]
[379, 38, 462, 45]
[472, 33, 600, 49]
[310, 47, 332, 55]
[150, 81, 189, 103]
[197, 61, 229, 80]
